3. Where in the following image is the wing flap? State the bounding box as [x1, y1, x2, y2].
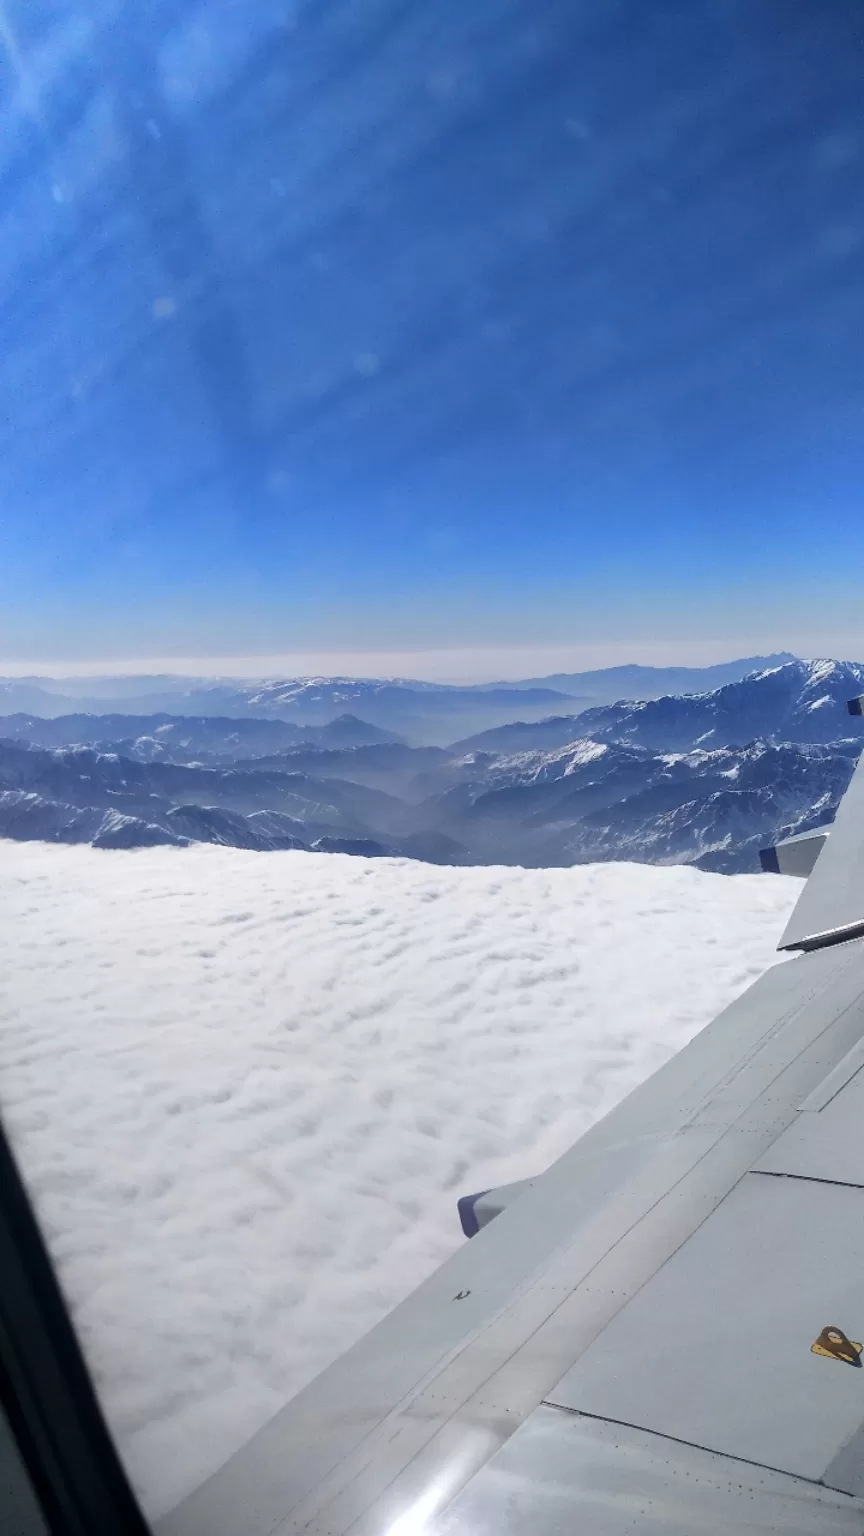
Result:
[755, 1055, 864, 1185]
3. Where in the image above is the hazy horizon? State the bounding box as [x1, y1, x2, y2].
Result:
[0, 640, 821, 687]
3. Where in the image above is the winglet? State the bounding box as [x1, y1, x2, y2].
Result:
[760, 826, 828, 878]
[457, 1192, 489, 1239]
[457, 1178, 538, 1238]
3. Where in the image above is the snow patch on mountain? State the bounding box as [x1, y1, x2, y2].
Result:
[804, 658, 842, 685]
[483, 739, 610, 784]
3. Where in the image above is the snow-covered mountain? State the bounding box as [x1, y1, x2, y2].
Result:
[460, 660, 864, 754]
[574, 659, 864, 751]
[402, 738, 861, 872]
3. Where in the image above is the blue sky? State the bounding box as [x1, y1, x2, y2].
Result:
[1, 0, 864, 676]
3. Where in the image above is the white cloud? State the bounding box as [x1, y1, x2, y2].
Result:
[0, 843, 799, 1517]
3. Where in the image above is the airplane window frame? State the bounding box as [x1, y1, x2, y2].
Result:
[0, 1118, 151, 1536]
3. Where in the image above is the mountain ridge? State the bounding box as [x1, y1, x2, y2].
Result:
[457, 660, 864, 753]
[481, 652, 797, 700]
[0, 653, 797, 740]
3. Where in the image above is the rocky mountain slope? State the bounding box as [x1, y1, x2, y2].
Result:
[400, 737, 860, 873]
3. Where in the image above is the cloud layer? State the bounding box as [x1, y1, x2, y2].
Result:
[0, 843, 799, 1516]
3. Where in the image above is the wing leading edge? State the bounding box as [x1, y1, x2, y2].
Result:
[160, 736, 864, 1536]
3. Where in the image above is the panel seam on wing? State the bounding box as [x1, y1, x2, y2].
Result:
[539, 1404, 864, 1501]
[752, 1168, 864, 1193]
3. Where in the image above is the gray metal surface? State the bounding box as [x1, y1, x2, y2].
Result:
[797, 1036, 864, 1112]
[780, 753, 864, 949]
[755, 1051, 864, 1185]
[825, 1424, 864, 1501]
[433, 1405, 864, 1536]
[459, 1177, 539, 1237]
[159, 938, 864, 1536]
[547, 1171, 864, 1484]
[763, 825, 830, 878]
[472, 1178, 537, 1233]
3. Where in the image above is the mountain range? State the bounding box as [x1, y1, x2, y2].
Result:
[481, 653, 796, 699]
[0, 711, 400, 759]
[0, 653, 793, 744]
[1, 658, 862, 872]
[459, 659, 864, 753]
[0, 678, 575, 745]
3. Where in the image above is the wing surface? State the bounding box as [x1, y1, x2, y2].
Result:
[159, 750, 864, 1536]
[779, 734, 864, 950]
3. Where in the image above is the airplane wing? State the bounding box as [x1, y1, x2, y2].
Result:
[157, 735, 864, 1536]
[777, 722, 864, 952]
